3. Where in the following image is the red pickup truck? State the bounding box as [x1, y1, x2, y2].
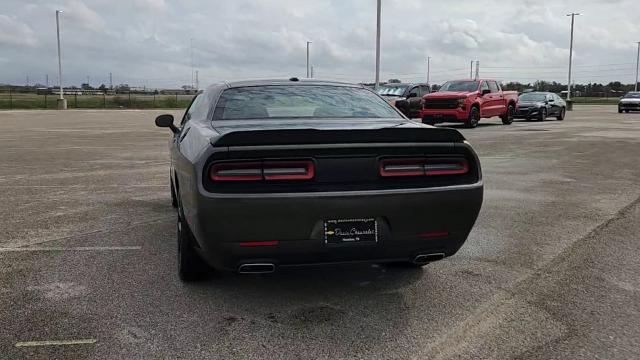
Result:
[421, 79, 518, 128]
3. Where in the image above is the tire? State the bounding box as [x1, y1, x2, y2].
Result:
[557, 107, 566, 121]
[625, 110, 630, 113]
[170, 178, 178, 208]
[618, 108, 623, 114]
[538, 108, 547, 121]
[501, 104, 514, 125]
[177, 217, 210, 281]
[465, 106, 480, 128]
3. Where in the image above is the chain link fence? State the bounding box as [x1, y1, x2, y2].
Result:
[0, 89, 195, 109]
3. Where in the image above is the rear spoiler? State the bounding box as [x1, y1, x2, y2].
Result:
[211, 128, 465, 147]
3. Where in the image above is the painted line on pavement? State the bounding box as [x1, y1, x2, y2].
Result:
[0, 246, 142, 252]
[15, 339, 97, 347]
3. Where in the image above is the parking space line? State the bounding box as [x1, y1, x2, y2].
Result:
[0, 246, 142, 252]
[15, 339, 97, 347]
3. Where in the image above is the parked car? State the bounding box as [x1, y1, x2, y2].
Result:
[421, 79, 518, 128]
[515, 92, 566, 121]
[377, 83, 431, 118]
[618, 92, 640, 113]
[155, 78, 483, 281]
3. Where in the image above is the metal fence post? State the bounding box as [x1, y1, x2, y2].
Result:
[128, 91, 131, 108]
[45, 94, 48, 109]
[9, 87, 12, 109]
[153, 94, 156, 107]
[74, 93, 78, 108]
[175, 93, 178, 103]
[103, 93, 106, 108]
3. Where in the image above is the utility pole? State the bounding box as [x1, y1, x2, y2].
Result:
[46, 74, 49, 87]
[86, 76, 90, 86]
[426, 56, 431, 85]
[195, 70, 199, 91]
[374, 0, 381, 90]
[306, 41, 312, 78]
[55, 9, 66, 109]
[26, 75, 29, 87]
[190, 38, 194, 89]
[109, 72, 113, 89]
[470, 61, 474, 79]
[475, 61, 480, 80]
[635, 42, 640, 92]
[566, 13, 580, 101]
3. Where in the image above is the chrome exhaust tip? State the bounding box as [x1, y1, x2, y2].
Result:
[238, 263, 276, 274]
[413, 253, 446, 265]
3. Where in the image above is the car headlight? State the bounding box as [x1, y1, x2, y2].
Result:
[457, 98, 466, 107]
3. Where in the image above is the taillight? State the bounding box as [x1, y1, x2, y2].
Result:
[210, 160, 315, 182]
[379, 157, 469, 177]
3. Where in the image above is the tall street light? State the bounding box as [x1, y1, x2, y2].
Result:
[635, 41, 640, 92]
[306, 41, 312, 78]
[55, 10, 67, 109]
[374, 0, 381, 90]
[426, 56, 431, 85]
[566, 13, 580, 102]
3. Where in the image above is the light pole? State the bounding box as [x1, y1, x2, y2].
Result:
[566, 13, 580, 102]
[374, 0, 381, 90]
[426, 57, 431, 85]
[190, 38, 194, 90]
[635, 42, 640, 92]
[306, 41, 312, 78]
[55, 10, 66, 109]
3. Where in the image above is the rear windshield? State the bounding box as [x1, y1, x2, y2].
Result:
[213, 85, 401, 120]
[377, 85, 409, 96]
[439, 81, 479, 92]
[519, 93, 547, 101]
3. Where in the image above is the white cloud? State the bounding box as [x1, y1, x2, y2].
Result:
[0, 15, 38, 47]
[62, 0, 106, 32]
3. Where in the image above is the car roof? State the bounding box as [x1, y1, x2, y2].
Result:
[206, 78, 363, 91]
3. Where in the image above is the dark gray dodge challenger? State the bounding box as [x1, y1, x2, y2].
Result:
[155, 78, 483, 281]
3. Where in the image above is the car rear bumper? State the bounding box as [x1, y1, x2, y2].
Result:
[187, 185, 483, 272]
[421, 109, 468, 123]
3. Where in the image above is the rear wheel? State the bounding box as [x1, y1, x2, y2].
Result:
[170, 178, 178, 208]
[538, 108, 547, 121]
[625, 110, 630, 113]
[557, 107, 566, 121]
[177, 217, 210, 281]
[501, 104, 514, 125]
[618, 107, 623, 114]
[465, 107, 480, 128]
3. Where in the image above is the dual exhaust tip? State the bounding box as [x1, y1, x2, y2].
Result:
[238, 254, 446, 273]
[238, 263, 276, 274]
[413, 253, 446, 265]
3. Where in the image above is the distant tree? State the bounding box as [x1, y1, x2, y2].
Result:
[81, 83, 93, 90]
[115, 84, 130, 92]
[98, 84, 107, 91]
[387, 79, 402, 83]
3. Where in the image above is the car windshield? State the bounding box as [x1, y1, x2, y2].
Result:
[214, 85, 402, 120]
[377, 85, 409, 96]
[623, 92, 640, 98]
[519, 93, 547, 102]
[439, 81, 480, 92]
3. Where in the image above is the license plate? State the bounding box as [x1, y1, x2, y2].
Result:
[324, 218, 378, 244]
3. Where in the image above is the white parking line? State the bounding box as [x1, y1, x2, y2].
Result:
[15, 339, 97, 347]
[0, 246, 142, 252]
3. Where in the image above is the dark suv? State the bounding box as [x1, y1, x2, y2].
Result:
[377, 83, 431, 119]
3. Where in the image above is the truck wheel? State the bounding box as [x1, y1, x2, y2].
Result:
[618, 107, 623, 114]
[465, 107, 480, 128]
[538, 108, 547, 121]
[556, 107, 566, 120]
[501, 104, 514, 125]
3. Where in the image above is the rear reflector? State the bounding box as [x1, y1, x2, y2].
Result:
[418, 231, 450, 239]
[380, 157, 469, 177]
[210, 160, 315, 182]
[239, 241, 279, 247]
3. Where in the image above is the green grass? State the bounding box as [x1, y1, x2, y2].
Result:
[0, 93, 194, 110]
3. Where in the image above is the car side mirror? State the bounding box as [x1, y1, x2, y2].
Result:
[155, 114, 178, 134]
[481, 89, 491, 96]
[407, 93, 418, 99]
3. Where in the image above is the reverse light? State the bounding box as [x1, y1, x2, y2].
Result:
[210, 160, 315, 182]
[379, 157, 469, 177]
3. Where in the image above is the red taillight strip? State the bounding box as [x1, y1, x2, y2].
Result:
[239, 240, 279, 247]
[379, 157, 469, 177]
[263, 161, 315, 180]
[210, 162, 262, 181]
[424, 159, 469, 176]
[419, 231, 450, 239]
[210, 160, 315, 182]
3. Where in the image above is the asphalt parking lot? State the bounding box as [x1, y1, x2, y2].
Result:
[1, 106, 639, 359]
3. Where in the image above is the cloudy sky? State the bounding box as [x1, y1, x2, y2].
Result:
[1, 0, 639, 88]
